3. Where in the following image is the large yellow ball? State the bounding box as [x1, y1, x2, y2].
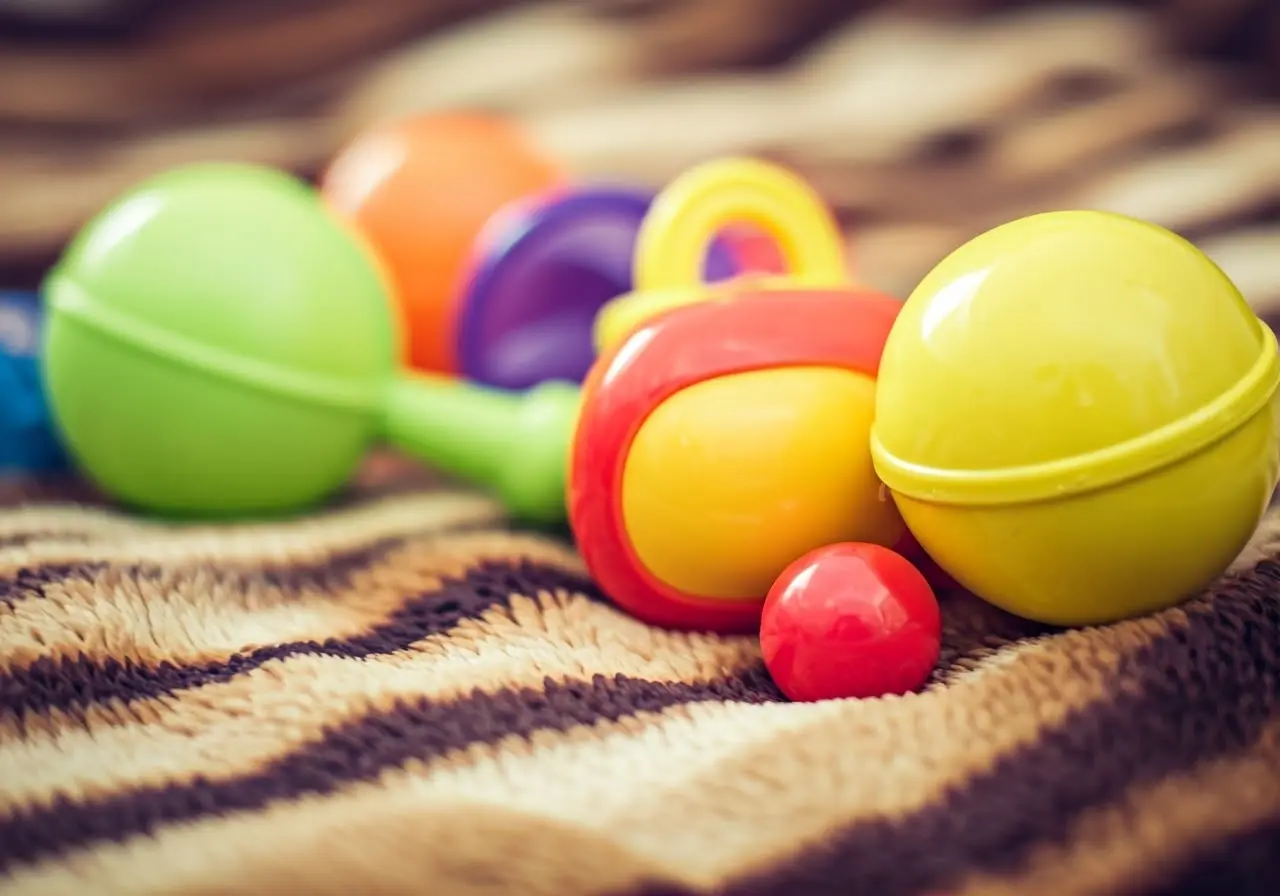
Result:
[871, 210, 1280, 625]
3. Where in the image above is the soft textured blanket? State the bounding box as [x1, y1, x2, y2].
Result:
[1, 470, 1279, 896]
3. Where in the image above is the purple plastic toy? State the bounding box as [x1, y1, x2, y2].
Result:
[454, 186, 742, 390]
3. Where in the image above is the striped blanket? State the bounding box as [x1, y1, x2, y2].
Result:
[1, 470, 1279, 896]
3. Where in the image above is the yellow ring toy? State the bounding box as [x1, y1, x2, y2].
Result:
[593, 157, 848, 353]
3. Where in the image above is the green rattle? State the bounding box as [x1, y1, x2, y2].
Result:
[41, 163, 578, 523]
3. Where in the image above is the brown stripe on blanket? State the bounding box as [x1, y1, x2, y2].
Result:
[948, 719, 1280, 895]
[0, 563, 104, 607]
[10, 799, 674, 896]
[626, 559, 1280, 896]
[0, 587, 759, 814]
[0, 551, 600, 723]
[0, 525, 578, 671]
[0, 700, 797, 895]
[0, 538, 406, 619]
[0, 536, 410, 674]
[0, 669, 783, 876]
[1138, 814, 1280, 896]
[0, 491, 503, 619]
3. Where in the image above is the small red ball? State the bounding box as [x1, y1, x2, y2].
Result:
[760, 542, 942, 702]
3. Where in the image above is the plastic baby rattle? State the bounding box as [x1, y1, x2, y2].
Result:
[41, 162, 578, 523]
[872, 210, 1280, 626]
[568, 157, 909, 632]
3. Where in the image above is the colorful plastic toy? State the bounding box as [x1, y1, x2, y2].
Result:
[872, 210, 1280, 626]
[42, 163, 577, 522]
[321, 112, 563, 375]
[760, 542, 941, 702]
[591, 161, 842, 354]
[0, 291, 68, 473]
[454, 185, 743, 391]
[568, 157, 907, 633]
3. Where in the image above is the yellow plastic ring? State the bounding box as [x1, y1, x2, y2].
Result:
[633, 156, 848, 292]
[594, 158, 849, 354]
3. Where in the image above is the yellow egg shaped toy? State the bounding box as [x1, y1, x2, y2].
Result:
[569, 157, 908, 633]
[871, 210, 1280, 626]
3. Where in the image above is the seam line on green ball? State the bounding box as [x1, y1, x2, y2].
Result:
[45, 277, 383, 414]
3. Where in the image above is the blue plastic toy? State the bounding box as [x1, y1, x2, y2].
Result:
[0, 291, 68, 473]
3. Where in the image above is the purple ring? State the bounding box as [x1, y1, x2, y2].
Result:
[455, 185, 741, 390]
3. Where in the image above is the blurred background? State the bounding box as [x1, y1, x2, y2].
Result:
[1, 0, 1278, 319]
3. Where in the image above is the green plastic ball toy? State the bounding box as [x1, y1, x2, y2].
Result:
[42, 163, 577, 522]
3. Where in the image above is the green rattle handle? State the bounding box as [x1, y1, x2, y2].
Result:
[382, 373, 580, 524]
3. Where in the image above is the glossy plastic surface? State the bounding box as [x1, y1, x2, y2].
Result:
[893, 407, 1279, 626]
[593, 156, 847, 353]
[455, 185, 740, 390]
[322, 113, 563, 375]
[0, 291, 68, 472]
[760, 542, 941, 702]
[569, 290, 905, 633]
[384, 372, 579, 524]
[622, 366, 896, 599]
[42, 163, 579, 522]
[871, 210, 1280, 624]
[43, 163, 395, 515]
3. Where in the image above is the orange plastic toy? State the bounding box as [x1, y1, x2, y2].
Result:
[321, 113, 564, 374]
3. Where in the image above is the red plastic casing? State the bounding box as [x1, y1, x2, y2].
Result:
[568, 288, 904, 633]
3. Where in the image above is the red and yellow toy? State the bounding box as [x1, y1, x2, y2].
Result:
[569, 158, 907, 633]
[321, 112, 563, 375]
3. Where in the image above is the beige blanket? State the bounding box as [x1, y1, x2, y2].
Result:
[0, 463, 1278, 895]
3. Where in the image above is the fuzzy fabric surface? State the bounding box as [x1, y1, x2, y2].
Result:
[1, 472, 1280, 896]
